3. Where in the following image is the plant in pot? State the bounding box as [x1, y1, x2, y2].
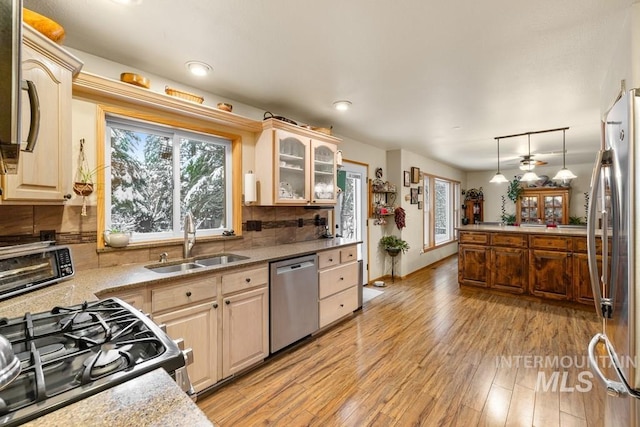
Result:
[379, 235, 409, 257]
[103, 227, 131, 248]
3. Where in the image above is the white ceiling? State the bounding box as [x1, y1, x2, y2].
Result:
[24, 0, 634, 171]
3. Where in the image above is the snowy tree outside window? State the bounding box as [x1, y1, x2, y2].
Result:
[105, 117, 232, 241]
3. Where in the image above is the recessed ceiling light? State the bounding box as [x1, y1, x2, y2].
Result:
[110, 0, 142, 5]
[185, 61, 212, 77]
[333, 100, 352, 111]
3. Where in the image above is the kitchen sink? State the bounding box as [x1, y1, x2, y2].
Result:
[147, 262, 203, 274]
[195, 254, 249, 266]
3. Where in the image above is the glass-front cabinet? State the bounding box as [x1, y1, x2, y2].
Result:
[516, 187, 570, 225]
[275, 133, 309, 204]
[255, 119, 340, 205]
[311, 141, 337, 204]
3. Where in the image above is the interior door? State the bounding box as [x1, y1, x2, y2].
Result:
[335, 162, 367, 285]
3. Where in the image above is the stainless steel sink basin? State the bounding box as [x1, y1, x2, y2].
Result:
[195, 254, 249, 266]
[147, 262, 203, 274]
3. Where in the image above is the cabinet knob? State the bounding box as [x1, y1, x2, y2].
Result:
[186, 291, 192, 297]
[225, 300, 231, 305]
[213, 302, 218, 309]
[329, 258, 333, 262]
[340, 304, 344, 307]
[340, 277, 344, 281]
[245, 278, 251, 283]
[63, 194, 72, 200]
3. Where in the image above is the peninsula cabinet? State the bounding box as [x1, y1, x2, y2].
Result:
[254, 118, 341, 206]
[516, 187, 570, 225]
[2, 25, 83, 203]
[458, 229, 598, 305]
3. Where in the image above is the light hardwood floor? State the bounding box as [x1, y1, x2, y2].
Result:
[197, 255, 606, 426]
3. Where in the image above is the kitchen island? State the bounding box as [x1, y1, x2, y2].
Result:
[457, 224, 601, 304]
[0, 238, 359, 427]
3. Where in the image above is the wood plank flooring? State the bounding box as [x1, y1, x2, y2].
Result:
[197, 256, 606, 426]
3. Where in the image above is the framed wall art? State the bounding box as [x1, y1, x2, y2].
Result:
[417, 185, 422, 194]
[418, 201, 423, 210]
[410, 188, 418, 204]
[411, 167, 420, 183]
[404, 171, 410, 187]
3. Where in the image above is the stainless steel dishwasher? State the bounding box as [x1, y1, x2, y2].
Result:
[270, 254, 318, 353]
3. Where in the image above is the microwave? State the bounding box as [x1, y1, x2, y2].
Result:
[0, 242, 74, 301]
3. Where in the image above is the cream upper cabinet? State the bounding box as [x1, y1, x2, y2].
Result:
[255, 118, 340, 205]
[1, 25, 83, 203]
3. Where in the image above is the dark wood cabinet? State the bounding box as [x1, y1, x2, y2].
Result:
[490, 247, 527, 293]
[516, 188, 570, 225]
[463, 198, 483, 224]
[529, 249, 572, 300]
[572, 252, 595, 305]
[458, 244, 489, 287]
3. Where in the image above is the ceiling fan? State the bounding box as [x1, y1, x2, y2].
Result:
[519, 154, 547, 169]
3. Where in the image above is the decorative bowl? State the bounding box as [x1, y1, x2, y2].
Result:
[217, 103, 233, 112]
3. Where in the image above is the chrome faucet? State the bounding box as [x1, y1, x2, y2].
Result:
[183, 212, 196, 258]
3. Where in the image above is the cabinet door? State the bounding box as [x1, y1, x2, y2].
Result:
[490, 247, 527, 293]
[310, 140, 337, 204]
[529, 250, 572, 300]
[274, 129, 310, 204]
[543, 195, 565, 225]
[2, 44, 71, 202]
[573, 252, 606, 305]
[518, 195, 539, 224]
[458, 245, 489, 287]
[222, 286, 268, 378]
[154, 301, 218, 392]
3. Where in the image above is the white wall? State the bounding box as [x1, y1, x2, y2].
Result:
[466, 162, 596, 224]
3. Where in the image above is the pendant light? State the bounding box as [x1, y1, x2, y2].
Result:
[552, 129, 577, 181]
[489, 138, 508, 183]
[520, 134, 540, 182]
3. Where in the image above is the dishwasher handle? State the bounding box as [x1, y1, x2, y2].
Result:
[276, 261, 315, 275]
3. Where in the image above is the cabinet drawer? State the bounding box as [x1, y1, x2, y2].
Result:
[152, 276, 218, 313]
[222, 265, 268, 295]
[459, 232, 488, 245]
[318, 249, 340, 270]
[573, 237, 610, 254]
[319, 262, 359, 299]
[340, 246, 357, 264]
[491, 233, 527, 248]
[529, 235, 572, 251]
[319, 286, 358, 328]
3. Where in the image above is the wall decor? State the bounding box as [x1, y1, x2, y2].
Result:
[410, 188, 418, 204]
[411, 167, 420, 183]
[417, 185, 422, 195]
[418, 201, 423, 210]
[404, 171, 410, 187]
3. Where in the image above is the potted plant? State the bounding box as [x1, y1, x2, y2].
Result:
[73, 165, 107, 197]
[379, 235, 409, 256]
[103, 227, 131, 248]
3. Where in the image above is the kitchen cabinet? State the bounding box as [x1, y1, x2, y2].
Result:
[516, 187, 570, 225]
[254, 118, 341, 205]
[151, 274, 220, 392]
[104, 287, 149, 312]
[154, 301, 218, 392]
[528, 235, 572, 300]
[2, 25, 83, 203]
[221, 265, 269, 378]
[318, 246, 359, 328]
[463, 197, 483, 224]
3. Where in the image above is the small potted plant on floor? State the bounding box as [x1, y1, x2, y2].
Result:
[379, 235, 409, 257]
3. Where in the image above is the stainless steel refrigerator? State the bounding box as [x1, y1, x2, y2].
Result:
[588, 88, 639, 426]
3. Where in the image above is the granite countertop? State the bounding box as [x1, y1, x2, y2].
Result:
[23, 369, 213, 427]
[0, 237, 360, 426]
[457, 224, 591, 236]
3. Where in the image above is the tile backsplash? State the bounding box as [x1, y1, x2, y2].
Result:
[0, 205, 331, 271]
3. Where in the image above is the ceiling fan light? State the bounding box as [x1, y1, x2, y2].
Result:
[553, 168, 577, 180]
[519, 163, 535, 171]
[489, 172, 509, 183]
[520, 171, 540, 182]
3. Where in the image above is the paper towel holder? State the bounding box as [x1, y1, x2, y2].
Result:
[244, 170, 257, 204]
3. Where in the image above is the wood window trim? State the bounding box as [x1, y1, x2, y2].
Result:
[422, 173, 461, 251]
[95, 104, 243, 249]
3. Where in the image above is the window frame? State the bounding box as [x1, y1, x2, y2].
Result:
[95, 105, 243, 249]
[422, 173, 461, 251]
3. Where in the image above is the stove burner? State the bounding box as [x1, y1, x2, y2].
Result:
[87, 349, 126, 376]
[59, 312, 106, 340]
[60, 312, 92, 326]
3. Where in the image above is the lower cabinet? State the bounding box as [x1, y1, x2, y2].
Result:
[318, 246, 359, 328]
[222, 286, 269, 378]
[573, 252, 598, 305]
[154, 301, 218, 392]
[458, 244, 489, 288]
[529, 249, 572, 300]
[490, 247, 527, 294]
